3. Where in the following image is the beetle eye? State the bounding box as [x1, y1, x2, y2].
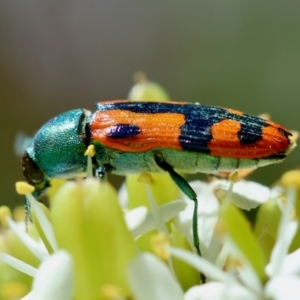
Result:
[22, 152, 45, 185]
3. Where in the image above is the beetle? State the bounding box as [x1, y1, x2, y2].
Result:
[21, 100, 296, 258]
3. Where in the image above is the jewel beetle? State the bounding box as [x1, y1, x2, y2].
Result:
[21, 100, 296, 258]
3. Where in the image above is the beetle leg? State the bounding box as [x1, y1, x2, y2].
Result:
[24, 197, 32, 230]
[95, 166, 107, 179]
[95, 164, 114, 180]
[154, 154, 206, 282]
[91, 155, 100, 177]
[155, 157, 200, 250]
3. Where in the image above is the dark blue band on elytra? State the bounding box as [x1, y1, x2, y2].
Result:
[107, 124, 141, 138]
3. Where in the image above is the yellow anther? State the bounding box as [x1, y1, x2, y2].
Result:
[258, 113, 270, 121]
[214, 219, 227, 236]
[290, 208, 297, 221]
[0, 206, 12, 227]
[138, 172, 153, 184]
[281, 170, 300, 188]
[15, 181, 35, 195]
[12, 206, 26, 222]
[214, 188, 226, 201]
[290, 131, 299, 143]
[229, 171, 239, 183]
[226, 257, 244, 270]
[133, 71, 147, 83]
[100, 284, 122, 300]
[279, 196, 287, 205]
[0, 282, 29, 299]
[84, 144, 96, 157]
[151, 233, 170, 261]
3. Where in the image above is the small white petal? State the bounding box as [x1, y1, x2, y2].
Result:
[224, 238, 263, 294]
[0, 253, 37, 277]
[127, 253, 183, 300]
[32, 250, 74, 300]
[184, 282, 260, 300]
[212, 180, 270, 210]
[118, 182, 128, 208]
[267, 248, 300, 276]
[21, 291, 33, 300]
[191, 181, 220, 215]
[214, 240, 231, 270]
[270, 186, 284, 199]
[184, 283, 225, 300]
[267, 191, 298, 277]
[184, 282, 256, 300]
[86, 154, 93, 178]
[237, 260, 263, 295]
[170, 247, 238, 285]
[125, 206, 148, 232]
[6, 217, 48, 261]
[265, 275, 300, 300]
[280, 249, 300, 275]
[27, 195, 58, 251]
[175, 181, 219, 256]
[131, 200, 187, 238]
[145, 185, 169, 235]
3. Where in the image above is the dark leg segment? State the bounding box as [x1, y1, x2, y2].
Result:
[95, 163, 115, 180]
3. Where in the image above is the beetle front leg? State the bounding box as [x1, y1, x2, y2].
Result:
[95, 164, 114, 180]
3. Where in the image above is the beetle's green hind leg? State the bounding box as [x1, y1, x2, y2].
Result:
[154, 156, 206, 283]
[155, 158, 200, 250]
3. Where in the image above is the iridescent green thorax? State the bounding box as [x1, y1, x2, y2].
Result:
[23, 109, 90, 193]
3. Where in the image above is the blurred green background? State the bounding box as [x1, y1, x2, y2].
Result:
[0, 1, 299, 208]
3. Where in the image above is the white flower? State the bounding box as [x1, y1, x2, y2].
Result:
[211, 179, 271, 210]
[127, 253, 184, 300]
[180, 187, 300, 300]
[0, 194, 74, 300]
[174, 179, 270, 263]
[174, 181, 220, 262]
[1, 182, 187, 299]
[23, 251, 74, 300]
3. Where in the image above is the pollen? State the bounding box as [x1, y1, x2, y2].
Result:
[138, 172, 154, 184]
[279, 196, 287, 205]
[15, 181, 35, 195]
[0, 282, 29, 299]
[281, 170, 300, 188]
[84, 144, 96, 157]
[290, 208, 297, 221]
[151, 233, 170, 261]
[0, 206, 12, 228]
[225, 257, 244, 270]
[214, 219, 227, 237]
[100, 284, 123, 300]
[229, 171, 239, 183]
